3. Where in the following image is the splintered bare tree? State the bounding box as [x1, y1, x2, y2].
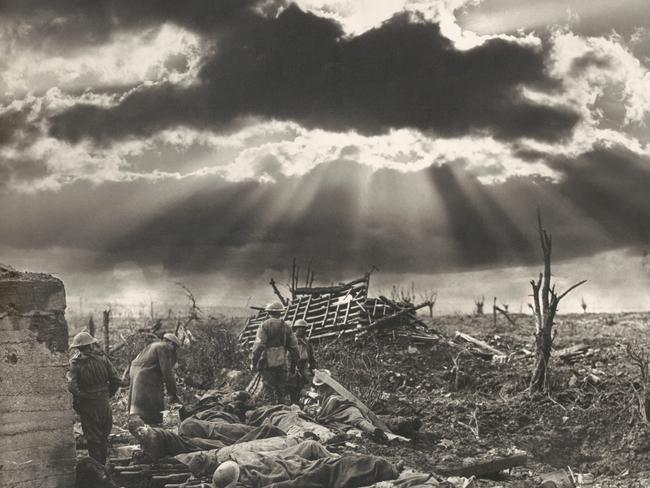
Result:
[627, 342, 650, 425]
[390, 282, 416, 305]
[175, 282, 202, 339]
[474, 296, 485, 316]
[87, 315, 96, 337]
[419, 290, 438, 317]
[529, 211, 586, 392]
[102, 308, 111, 354]
[580, 296, 588, 313]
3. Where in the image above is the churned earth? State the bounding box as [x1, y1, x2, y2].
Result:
[98, 312, 650, 487]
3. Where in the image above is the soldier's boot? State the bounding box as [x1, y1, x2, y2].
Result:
[87, 443, 108, 465]
[357, 420, 388, 442]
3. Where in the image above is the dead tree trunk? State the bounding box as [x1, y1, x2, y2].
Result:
[290, 258, 297, 299]
[419, 290, 437, 317]
[627, 343, 650, 425]
[102, 308, 111, 354]
[474, 297, 484, 316]
[88, 315, 96, 337]
[174, 282, 201, 339]
[309, 270, 315, 287]
[529, 211, 586, 392]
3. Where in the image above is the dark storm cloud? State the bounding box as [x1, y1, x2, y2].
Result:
[1, 145, 647, 278]
[547, 146, 650, 242]
[49, 7, 579, 144]
[0, 105, 40, 147]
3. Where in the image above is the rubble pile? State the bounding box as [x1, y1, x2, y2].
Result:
[239, 274, 434, 348]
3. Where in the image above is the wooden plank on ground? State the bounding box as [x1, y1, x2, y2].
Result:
[313, 369, 392, 433]
[434, 450, 528, 477]
[455, 331, 505, 357]
[553, 344, 589, 358]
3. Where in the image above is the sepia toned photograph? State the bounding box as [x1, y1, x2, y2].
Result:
[1, 1, 649, 487]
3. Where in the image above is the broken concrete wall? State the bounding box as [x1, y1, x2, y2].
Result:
[0, 264, 76, 488]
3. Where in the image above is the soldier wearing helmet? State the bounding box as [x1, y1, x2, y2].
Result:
[287, 319, 317, 404]
[123, 332, 182, 425]
[251, 302, 299, 405]
[212, 460, 240, 488]
[67, 331, 121, 465]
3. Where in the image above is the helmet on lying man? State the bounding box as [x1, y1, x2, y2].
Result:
[213, 461, 240, 488]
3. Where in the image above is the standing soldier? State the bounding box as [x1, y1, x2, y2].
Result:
[123, 333, 181, 425]
[67, 331, 121, 465]
[287, 319, 317, 404]
[251, 302, 299, 405]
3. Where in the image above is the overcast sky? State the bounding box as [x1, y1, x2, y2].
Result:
[1, 0, 648, 313]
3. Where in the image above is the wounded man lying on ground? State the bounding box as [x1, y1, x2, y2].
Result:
[181, 390, 255, 424]
[245, 403, 336, 443]
[307, 371, 388, 441]
[188, 439, 399, 488]
[128, 415, 286, 460]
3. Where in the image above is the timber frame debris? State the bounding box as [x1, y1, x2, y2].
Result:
[239, 273, 433, 347]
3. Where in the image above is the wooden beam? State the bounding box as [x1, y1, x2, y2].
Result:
[291, 296, 302, 323]
[300, 295, 312, 322]
[434, 450, 527, 477]
[316, 299, 331, 337]
[494, 306, 517, 327]
[455, 331, 505, 357]
[553, 343, 589, 359]
[360, 302, 429, 332]
[314, 369, 392, 433]
[293, 276, 369, 296]
[342, 300, 352, 325]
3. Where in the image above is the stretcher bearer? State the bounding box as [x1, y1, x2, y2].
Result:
[123, 333, 181, 425]
[251, 302, 300, 405]
[287, 319, 317, 404]
[67, 331, 121, 465]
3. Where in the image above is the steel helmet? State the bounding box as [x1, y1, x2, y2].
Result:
[265, 301, 284, 312]
[163, 333, 181, 347]
[212, 460, 240, 488]
[69, 331, 98, 349]
[293, 319, 309, 329]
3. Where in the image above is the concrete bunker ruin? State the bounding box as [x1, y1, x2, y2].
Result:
[0, 264, 76, 488]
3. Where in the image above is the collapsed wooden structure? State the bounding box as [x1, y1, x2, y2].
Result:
[239, 274, 431, 348]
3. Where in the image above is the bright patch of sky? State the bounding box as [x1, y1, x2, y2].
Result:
[0, 23, 203, 100]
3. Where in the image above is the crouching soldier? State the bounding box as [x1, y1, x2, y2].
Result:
[67, 332, 122, 465]
[251, 302, 300, 405]
[287, 319, 317, 404]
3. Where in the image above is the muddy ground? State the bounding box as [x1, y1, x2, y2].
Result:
[100, 311, 650, 487]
